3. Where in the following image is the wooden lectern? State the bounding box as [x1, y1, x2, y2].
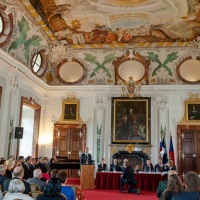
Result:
[80, 164, 94, 189]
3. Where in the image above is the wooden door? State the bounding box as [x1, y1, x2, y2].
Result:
[52, 124, 86, 178]
[177, 125, 200, 176]
[57, 127, 81, 158]
[53, 124, 86, 158]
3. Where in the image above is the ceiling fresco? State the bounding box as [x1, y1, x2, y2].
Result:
[27, 0, 200, 47]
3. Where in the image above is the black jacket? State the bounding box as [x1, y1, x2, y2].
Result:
[80, 153, 92, 165]
[121, 165, 137, 185]
[110, 164, 122, 172]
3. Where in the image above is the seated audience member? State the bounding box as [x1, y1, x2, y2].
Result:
[29, 158, 37, 178]
[162, 174, 184, 200]
[11, 160, 20, 172]
[0, 159, 6, 167]
[27, 169, 46, 191]
[120, 159, 140, 194]
[172, 171, 200, 200]
[3, 166, 31, 194]
[3, 179, 34, 200]
[6, 155, 15, 178]
[143, 159, 154, 172]
[0, 165, 8, 188]
[163, 160, 176, 172]
[57, 171, 75, 200]
[155, 158, 163, 172]
[49, 156, 58, 169]
[110, 158, 121, 172]
[22, 156, 32, 180]
[17, 156, 25, 166]
[44, 157, 51, 174]
[50, 169, 59, 179]
[36, 178, 66, 200]
[156, 170, 178, 200]
[97, 158, 108, 172]
[37, 157, 47, 173]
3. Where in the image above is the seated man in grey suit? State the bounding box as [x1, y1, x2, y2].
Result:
[80, 147, 92, 165]
[3, 166, 31, 194]
[27, 169, 46, 191]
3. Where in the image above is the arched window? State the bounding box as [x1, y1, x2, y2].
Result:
[31, 50, 47, 77]
[0, 9, 13, 47]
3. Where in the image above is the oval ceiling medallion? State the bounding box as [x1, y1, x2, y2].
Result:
[177, 59, 200, 84]
[118, 60, 145, 82]
[57, 59, 86, 84]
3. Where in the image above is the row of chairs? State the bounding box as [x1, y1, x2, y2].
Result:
[29, 183, 86, 200]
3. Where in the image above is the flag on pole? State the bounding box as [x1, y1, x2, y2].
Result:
[160, 136, 168, 164]
[159, 137, 162, 159]
[169, 135, 175, 165]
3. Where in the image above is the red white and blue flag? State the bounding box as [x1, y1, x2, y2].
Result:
[169, 135, 175, 165]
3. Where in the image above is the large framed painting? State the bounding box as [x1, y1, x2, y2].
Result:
[186, 101, 200, 121]
[111, 97, 151, 144]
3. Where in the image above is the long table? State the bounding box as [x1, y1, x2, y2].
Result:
[95, 172, 163, 191]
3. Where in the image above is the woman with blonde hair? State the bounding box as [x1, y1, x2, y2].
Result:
[162, 174, 184, 200]
[3, 179, 34, 200]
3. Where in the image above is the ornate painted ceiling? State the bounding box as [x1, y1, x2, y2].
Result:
[0, 0, 200, 86]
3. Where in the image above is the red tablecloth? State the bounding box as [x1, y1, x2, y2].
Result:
[95, 172, 162, 191]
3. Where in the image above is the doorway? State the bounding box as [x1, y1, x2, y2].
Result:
[17, 97, 41, 158]
[177, 125, 200, 176]
[53, 123, 86, 177]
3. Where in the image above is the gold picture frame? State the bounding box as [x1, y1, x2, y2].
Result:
[185, 100, 200, 121]
[111, 97, 151, 144]
[58, 99, 81, 123]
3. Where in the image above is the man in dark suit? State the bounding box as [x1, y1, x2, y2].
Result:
[3, 166, 31, 194]
[110, 158, 122, 171]
[22, 156, 32, 180]
[0, 165, 8, 188]
[120, 159, 140, 194]
[80, 147, 92, 165]
[29, 158, 37, 178]
[37, 157, 47, 173]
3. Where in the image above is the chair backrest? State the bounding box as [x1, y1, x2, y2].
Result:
[2, 191, 7, 196]
[67, 184, 83, 200]
[28, 191, 43, 200]
[30, 183, 41, 191]
[60, 193, 67, 200]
